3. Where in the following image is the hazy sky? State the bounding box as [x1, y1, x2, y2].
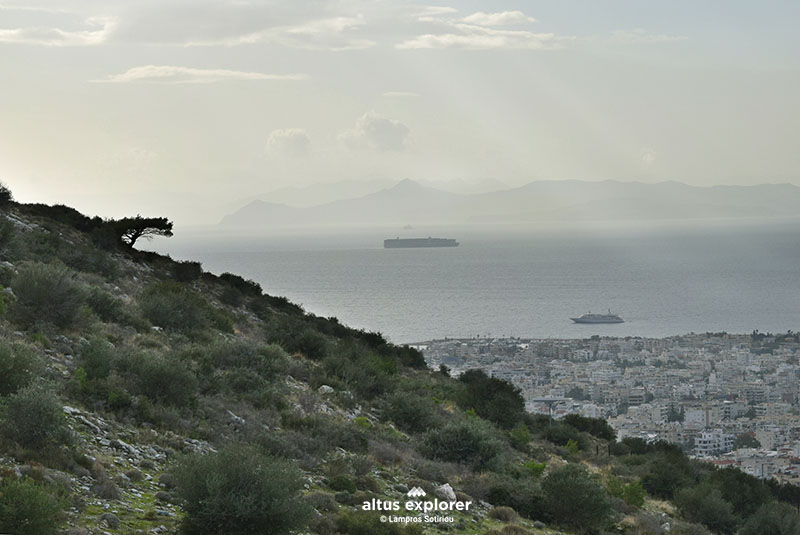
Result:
[1, 1, 799, 224]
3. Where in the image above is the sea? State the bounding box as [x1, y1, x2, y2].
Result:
[147, 218, 800, 344]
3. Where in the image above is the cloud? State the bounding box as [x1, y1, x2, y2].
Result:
[398, 8, 569, 50]
[609, 29, 688, 44]
[461, 11, 537, 26]
[266, 129, 311, 157]
[416, 5, 459, 22]
[382, 91, 420, 98]
[91, 65, 309, 84]
[182, 15, 375, 51]
[340, 112, 410, 151]
[0, 15, 116, 46]
[397, 24, 569, 50]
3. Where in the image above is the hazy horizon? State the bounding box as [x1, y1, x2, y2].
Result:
[2, 1, 800, 225]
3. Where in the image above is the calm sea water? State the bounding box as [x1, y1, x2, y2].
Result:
[148, 220, 800, 344]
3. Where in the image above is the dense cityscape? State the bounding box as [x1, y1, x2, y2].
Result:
[420, 331, 800, 486]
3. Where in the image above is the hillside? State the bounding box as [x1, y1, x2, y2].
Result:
[0, 187, 798, 535]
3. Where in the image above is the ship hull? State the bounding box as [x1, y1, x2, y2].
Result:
[571, 317, 625, 324]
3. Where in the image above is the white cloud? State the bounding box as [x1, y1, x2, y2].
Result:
[461, 11, 537, 27]
[382, 91, 420, 98]
[397, 24, 569, 50]
[340, 112, 410, 151]
[609, 29, 688, 44]
[0, 15, 116, 46]
[416, 5, 459, 22]
[266, 129, 311, 157]
[91, 65, 309, 84]
[183, 15, 375, 51]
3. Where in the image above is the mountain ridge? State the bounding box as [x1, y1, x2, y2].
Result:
[220, 179, 800, 228]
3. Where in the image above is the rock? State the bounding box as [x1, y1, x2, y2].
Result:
[532, 520, 546, 528]
[227, 409, 245, 425]
[100, 512, 121, 528]
[150, 526, 168, 534]
[318, 385, 335, 394]
[67, 529, 89, 535]
[435, 483, 457, 502]
[394, 484, 409, 493]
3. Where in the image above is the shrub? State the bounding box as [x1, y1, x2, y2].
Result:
[0, 182, 12, 207]
[335, 511, 424, 535]
[623, 480, 646, 507]
[739, 502, 800, 535]
[420, 418, 505, 469]
[11, 262, 85, 328]
[489, 506, 520, 522]
[542, 464, 610, 533]
[482, 474, 545, 519]
[674, 484, 737, 535]
[382, 391, 442, 433]
[509, 424, 531, 451]
[0, 477, 63, 535]
[121, 352, 198, 408]
[2, 381, 71, 451]
[328, 475, 357, 494]
[457, 369, 525, 429]
[173, 260, 202, 282]
[174, 443, 311, 535]
[139, 281, 232, 335]
[85, 289, 126, 323]
[0, 341, 43, 396]
[219, 272, 262, 296]
[522, 460, 546, 478]
[77, 338, 113, 381]
[562, 414, 616, 441]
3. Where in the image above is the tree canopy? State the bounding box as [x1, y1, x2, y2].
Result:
[110, 216, 173, 249]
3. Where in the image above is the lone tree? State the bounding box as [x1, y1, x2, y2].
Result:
[110, 215, 173, 249]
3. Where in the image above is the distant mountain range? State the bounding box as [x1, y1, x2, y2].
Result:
[219, 179, 800, 228]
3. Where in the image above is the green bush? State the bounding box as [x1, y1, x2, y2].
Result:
[173, 260, 202, 282]
[120, 352, 198, 408]
[674, 484, 737, 535]
[77, 338, 113, 381]
[2, 381, 71, 451]
[11, 262, 85, 328]
[139, 281, 232, 335]
[623, 480, 646, 507]
[0, 341, 43, 396]
[85, 288, 126, 323]
[0, 477, 63, 535]
[542, 464, 610, 533]
[488, 505, 520, 522]
[335, 511, 424, 535]
[420, 418, 505, 468]
[174, 443, 311, 535]
[562, 414, 616, 441]
[382, 391, 442, 433]
[328, 475, 357, 493]
[456, 369, 525, 429]
[739, 502, 800, 535]
[482, 473, 545, 519]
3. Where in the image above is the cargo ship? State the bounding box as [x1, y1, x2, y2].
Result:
[384, 237, 459, 248]
[570, 310, 624, 324]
